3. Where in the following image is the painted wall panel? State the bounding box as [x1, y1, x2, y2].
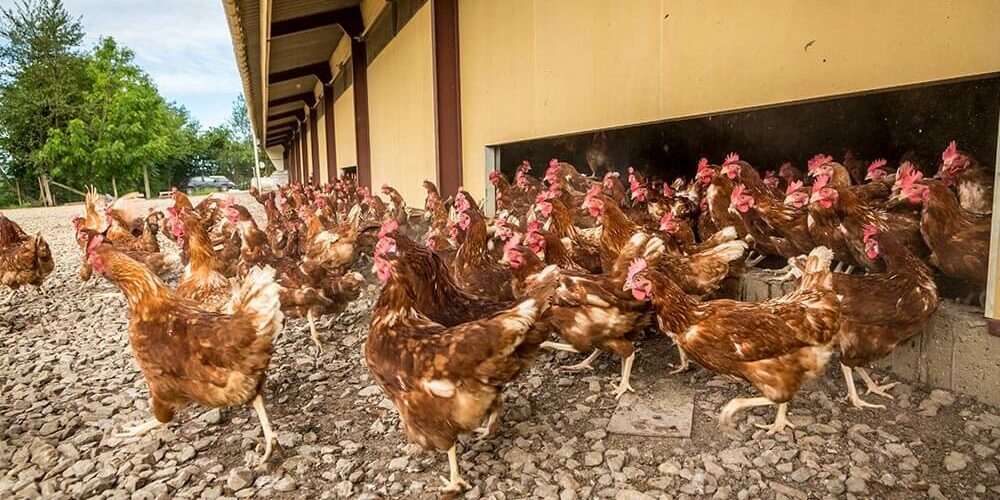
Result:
[335, 87, 358, 170]
[316, 105, 329, 184]
[367, 3, 436, 205]
[458, 0, 1000, 201]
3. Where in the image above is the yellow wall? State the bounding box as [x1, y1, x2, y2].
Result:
[334, 86, 357, 170]
[316, 106, 330, 184]
[367, 2, 436, 205]
[458, 0, 1000, 200]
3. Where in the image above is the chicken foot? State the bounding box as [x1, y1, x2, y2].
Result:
[719, 396, 796, 434]
[668, 347, 690, 375]
[474, 407, 501, 440]
[561, 350, 602, 372]
[840, 364, 885, 409]
[307, 310, 323, 354]
[745, 253, 766, 268]
[113, 418, 163, 439]
[855, 367, 897, 400]
[435, 445, 471, 493]
[252, 394, 279, 467]
[614, 353, 636, 399]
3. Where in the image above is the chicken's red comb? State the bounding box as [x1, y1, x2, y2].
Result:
[722, 153, 740, 166]
[730, 183, 747, 201]
[812, 174, 830, 192]
[662, 184, 675, 198]
[549, 158, 559, 168]
[585, 184, 601, 201]
[697, 158, 709, 172]
[862, 224, 879, 241]
[867, 159, 887, 174]
[603, 171, 619, 180]
[519, 160, 531, 172]
[807, 154, 833, 173]
[941, 140, 959, 164]
[627, 258, 648, 281]
[786, 180, 804, 195]
[489, 171, 501, 183]
[378, 219, 399, 238]
[527, 220, 542, 232]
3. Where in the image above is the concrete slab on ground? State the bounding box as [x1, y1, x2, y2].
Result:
[607, 378, 694, 438]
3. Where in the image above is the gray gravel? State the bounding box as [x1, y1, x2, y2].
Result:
[1, 193, 999, 499]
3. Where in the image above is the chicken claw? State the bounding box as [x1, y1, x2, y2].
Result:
[855, 367, 896, 400]
[614, 353, 636, 399]
[718, 396, 774, 429]
[840, 365, 886, 409]
[252, 394, 278, 467]
[668, 349, 690, 375]
[113, 419, 163, 439]
[434, 445, 471, 493]
[752, 403, 795, 435]
[473, 409, 501, 441]
[561, 350, 602, 372]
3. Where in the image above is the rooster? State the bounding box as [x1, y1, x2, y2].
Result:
[83, 234, 283, 466]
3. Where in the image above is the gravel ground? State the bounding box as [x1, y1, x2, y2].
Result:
[1, 193, 999, 500]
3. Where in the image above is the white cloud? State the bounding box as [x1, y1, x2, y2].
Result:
[65, 0, 243, 127]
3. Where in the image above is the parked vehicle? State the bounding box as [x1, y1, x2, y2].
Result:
[182, 175, 237, 192]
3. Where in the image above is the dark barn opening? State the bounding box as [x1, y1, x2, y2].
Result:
[497, 75, 999, 182]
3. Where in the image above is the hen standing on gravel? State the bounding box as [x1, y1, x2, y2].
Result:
[0, 212, 54, 304]
[82, 233, 284, 466]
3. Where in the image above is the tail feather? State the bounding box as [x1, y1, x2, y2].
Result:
[233, 266, 284, 339]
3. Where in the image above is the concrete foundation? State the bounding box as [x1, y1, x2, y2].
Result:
[735, 269, 1000, 407]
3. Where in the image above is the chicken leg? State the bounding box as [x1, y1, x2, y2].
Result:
[668, 347, 690, 375]
[753, 402, 795, 435]
[614, 353, 636, 399]
[719, 396, 795, 434]
[435, 445, 471, 493]
[474, 407, 501, 440]
[562, 350, 602, 372]
[252, 394, 278, 466]
[840, 364, 885, 409]
[307, 310, 323, 353]
[855, 367, 896, 399]
[540, 341, 580, 353]
[113, 418, 163, 439]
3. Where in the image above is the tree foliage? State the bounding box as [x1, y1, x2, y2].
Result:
[0, 0, 258, 206]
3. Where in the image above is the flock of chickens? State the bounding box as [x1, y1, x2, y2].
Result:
[0, 139, 993, 493]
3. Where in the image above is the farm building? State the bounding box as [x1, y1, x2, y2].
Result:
[222, 0, 1000, 401]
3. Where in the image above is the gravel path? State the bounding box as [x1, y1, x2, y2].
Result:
[1, 194, 998, 500]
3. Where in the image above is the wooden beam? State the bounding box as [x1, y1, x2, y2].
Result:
[271, 6, 364, 38]
[268, 109, 305, 123]
[323, 85, 337, 182]
[431, 0, 463, 197]
[268, 92, 316, 108]
[987, 112, 1000, 319]
[351, 38, 372, 189]
[269, 62, 332, 85]
[309, 111, 321, 186]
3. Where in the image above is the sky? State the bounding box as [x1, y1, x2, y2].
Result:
[65, 0, 243, 128]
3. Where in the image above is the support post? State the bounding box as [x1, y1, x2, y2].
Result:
[324, 86, 337, 182]
[309, 108, 321, 187]
[351, 39, 372, 189]
[431, 0, 464, 197]
[111, 177, 118, 198]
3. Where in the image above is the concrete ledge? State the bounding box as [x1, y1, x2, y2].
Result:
[735, 269, 1000, 407]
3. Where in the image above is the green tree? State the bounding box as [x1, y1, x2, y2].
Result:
[0, 0, 87, 204]
[37, 37, 173, 194]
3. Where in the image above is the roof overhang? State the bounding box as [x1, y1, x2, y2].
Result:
[222, 0, 364, 155]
